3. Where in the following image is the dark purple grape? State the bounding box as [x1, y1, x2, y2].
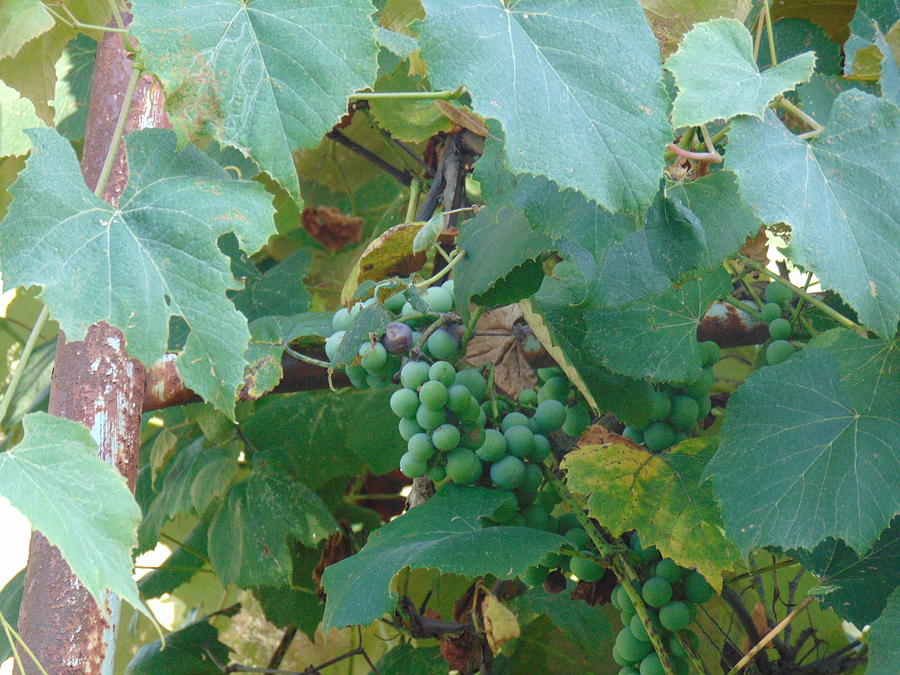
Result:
[382, 322, 413, 354]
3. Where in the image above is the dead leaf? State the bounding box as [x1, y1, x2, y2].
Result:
[340, 222, 426, 304]
[433, 101, 489, 137]
[740, 225, 769, 266]
[464, 305, 544, 397]
[481, 594, 520, 653]
[302, 205, 363, 252]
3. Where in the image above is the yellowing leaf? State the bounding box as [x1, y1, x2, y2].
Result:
[340, 222, 425, 305]
[482, 594, 520, 653]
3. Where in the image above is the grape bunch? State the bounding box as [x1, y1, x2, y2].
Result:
[758, 281, 797, 366]
[621, 340, 719, 452]
[611, 535, 713, 675]
[518, 508, 607, 589]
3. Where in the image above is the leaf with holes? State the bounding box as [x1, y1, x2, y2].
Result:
[0, 128, 275, 416]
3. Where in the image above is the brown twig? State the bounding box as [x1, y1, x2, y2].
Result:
[326, 129, 412, 186]
[726, 597, 814, 674]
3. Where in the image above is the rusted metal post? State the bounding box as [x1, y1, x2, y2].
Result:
[15, 14, 169, 674]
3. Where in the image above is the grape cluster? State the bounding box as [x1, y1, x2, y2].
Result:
[518, 509, 607, 588]
[621, 340, 719, 452]
[611, 535, 713, 675]
[759, 281, 797, 365]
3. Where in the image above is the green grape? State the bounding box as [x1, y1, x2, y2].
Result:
[445, 448, 482, 484]
[768, 317, 792, 340]
[531, 433, 552, 461]
[399, 451, 427, 478]
[407, 433, 435, 461]
[623, 426, 644, 443]
[390, 388, 419, 418]
[697, 340, 720, 366]
[429, 360, 456, 386]
[432, 423, 461, 451]
[669, 630, 699, 660]
[447, 384, 472, 413]
[556, 513, 579, 533]
[694, 394, 712, 419]
[616, 627, 652, 662]
[612, 644, 631, 667]
[570, 553, 604, 582]
[539, 550, 563, 568]
[654, 558, 685, 584]
[505, 425, 535, 458]
[538, 375, 570, 403]
[684, 367, 715, 398]
[534, 399, 566, 433]
[565, 527, 590, 548]
[766, 339, 794, 365]
[629, 610, 660, 643]
[639, 652, 664, 675]
[424, 286, 453, 313]
[475, 429, 508, 462]
[324, 331, 345, 361]
[537, 366, 564, 382]
[346, 365, 368, 389]
[642, 577, 673, 607]
[426, 328, 460, 361]
[415, 404, 446, 431]
[619, 668, 640, 675]
[518, 388, 538, 406]
[490, 454, 525, 489]
[400, 360, 430, 389]
[643, 422, 675, 451]
[521, 565, 549, 586]
[366, 372, 393, 389]
[398, 417, 424, 441]
[562, 404, 591, 437]
[441, 278, 455, 295]
[459, 423, 486, 450]
[649, 391, 672, 421]
[668, 395, 699, 431]
[683, 571, 714, 603]
[517, 462, 543, 496]
[400, 301, 422, 320]
[427, 464, 446, 482]
[673, 431, 689, 444]
[612, 582, 640, 613]
[760, 302, 782, 322]
[765, 281, 793, 305]
[522, 504, 551, 530]
[454, 368, 487, 400]
[659, 601, 692, 631]
[384, 291, 406, 312]
[359, 342, 388, 372]
[419, 380, 448, 410]
[332, 308, 352, 331]
[457, 397, 482, 423]
[500, 412, 529, 431]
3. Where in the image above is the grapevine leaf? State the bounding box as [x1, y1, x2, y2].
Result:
[757, 18, 842, 76]
[368, 67, 453, 143]
[340, 222, 425, 306]
[321, 484, 566, 629]
[0, 79, 49, 155]
[797, 73, 875, 125]
[500, 615, 611, 673]
[0, 0, 54, 61]
[706, 329, 900, 554]
[564, 433, 741, 588]
[241, 389, 407, 487]
[0, 413, 147, 617]
[665, 18, 815, 128]
[868, 587, 900, 675]
[0, 569, 24, 663]
[208, 471, 337, 588]
[370, 644, 446, 675]
[843, 0, 899, 78]
[0, 128, 275, 416]
[726, 92, 900, 339]
[332, 303, 392, 367]
[412, 211, 444, 254]
[132, 0, 378, 203]
[255, 545, 323, 639]
[375, 26, 419, 58]
[139, 522, 209, 600]
[419, 0, 670, 213]
[230, 249, 312, 322]
[791, 517, 899, 626]
[54, 34, 96, 140]
[125, 617, 231, 675]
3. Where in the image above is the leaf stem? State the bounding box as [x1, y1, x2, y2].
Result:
[348, 90, 460, 101]
[405, 180, 421, 223]
[44, 4, 130, 33]
[763, 0, 778, 66]
[284, 346, 332, 370]
[414, 249, 465, 288]
[775, 97, 824, 138]
[0, 305, 50, 427]
[94, 64, 142, 199]
[726, 559, 799, 583]
[752, 9, 765, 62]
[699, 124, 718, 155]
[737, 255, 867, 335]
[723, 259, 765, 309]
[726, 597, 814, 674]
[459, 307, 484, 352]
[666, 144, 722, 163]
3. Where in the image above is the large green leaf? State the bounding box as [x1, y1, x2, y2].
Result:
[241, 388, 407, 487]
[0, 0, 54, 61]
[639, 0, 752, 57]
[726, 91, 900, 339]
[0, 79, 49, 155]
[791, 517, 899, 627]
[139, 522, 209, 600]
[321, 484, 566, 629]
[419, 0, 670, 213]
[706, 329, 899, 554]
[53, 34, 96, 140]
[125, 617, 230, 675]
[230, 249, 312, 322]
[208, 471, 337, 588]
[0, 413, 147, 617]
[369, 644, 446, 675]
[255, 544, 323, 639]
[868, 587, 900, 675]
[0, 128, 275, 415]
[132, 0, 379, 203]
[665, 18, 815, 127]
[564, 436, 740, 588]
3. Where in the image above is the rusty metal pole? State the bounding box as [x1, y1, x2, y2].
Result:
[15, 14, 169, 674]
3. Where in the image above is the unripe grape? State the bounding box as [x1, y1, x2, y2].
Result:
[683, 571, 714, 603]
[639, 652, 664, 675]
[390, 388, 419, 418]
[407, 433, 435, 461]
[345, 364, 367, 389]
[400, 361, 429, 390]
[619, 668, 640, 675]
[616, 627, 652, 662]
[424, 286, 453, 313]
[659, 601, 692, 631]
[359, 342, 388, 372]
[534, 399, 566, 433]
[766, 339, 794, 365]
[565, 527, 590, 548]
[501, 412, 529, 432]
[697, 340, 720, 366]
[563, 404, 591, 437]
[654, 558, 685, 584]
[441, 279, 454, 295]
[365, 372, 392, 389]
[428, 360, 456, 385]
[398, 417, 424, 440]
[570, 553, 604, 582]
[531, 433, 552, 461]
[419, 380, 448, 410]
[629, 611, 654, 643]
[490, 454, 525, 489]
[768, 317, 791, 340]
[643, 422, 675, 451]
[384, 291, 406, 312]
[521, 565, 549, 586]
[447, 384, 472, 413]
[476, 429, 507, 462]
[642, 577, 673, 607]
[427, 464, 446, 482]
[522, 504, 551, 530]
[459, 423, 486, 450]
[694, 394, 712, 419]
[432, 423, 461, 451]
[649, 391, 672, 421]
[426, 328, 460, 361]
[623, 426, 644, 444]
[446, 448, 482, 484]
[332, 307, 352, 331]
[518, 388, 538, 406]
[454, 369, 487, 400]
[765, 281, 793, 305]
[612, 645, 631, 667]
[415, 404, 446, 431]
[537, 366, 564, 381]
[760, 302, 782, 322]
[399, 451, 427, 478]
[669, 395, 699, 431]
[518, 462, 543, 495]
[538, 375, 570, 403]
[400, 301, 422, 320]
[382, 322, 413, 354]
[457, 396, 482, 422]
[505, 425, 535, 458]
[324, 331, 345, 361]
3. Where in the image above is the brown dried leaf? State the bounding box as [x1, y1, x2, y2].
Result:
[740, 225, 769, 266]
[464, 305, 538, 397]
[439, 631, 481, 674]
[302, 205, 363, 253]
[313, 523, 355, 601]
[433, 101, 489, 137]
[340, 222, 426, 304]
[481, 594, 520, 653]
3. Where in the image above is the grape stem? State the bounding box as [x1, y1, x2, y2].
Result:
[404, 180, 421, 223]
[412, 313, 459, 358]
[0, 304, 50, 428]
[459, 307, 484, 352]
[348, 89, 461, 101]
[414, 248, 465, 288]
[541, 468, 677, 675]
[284, 346, 332, 370]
